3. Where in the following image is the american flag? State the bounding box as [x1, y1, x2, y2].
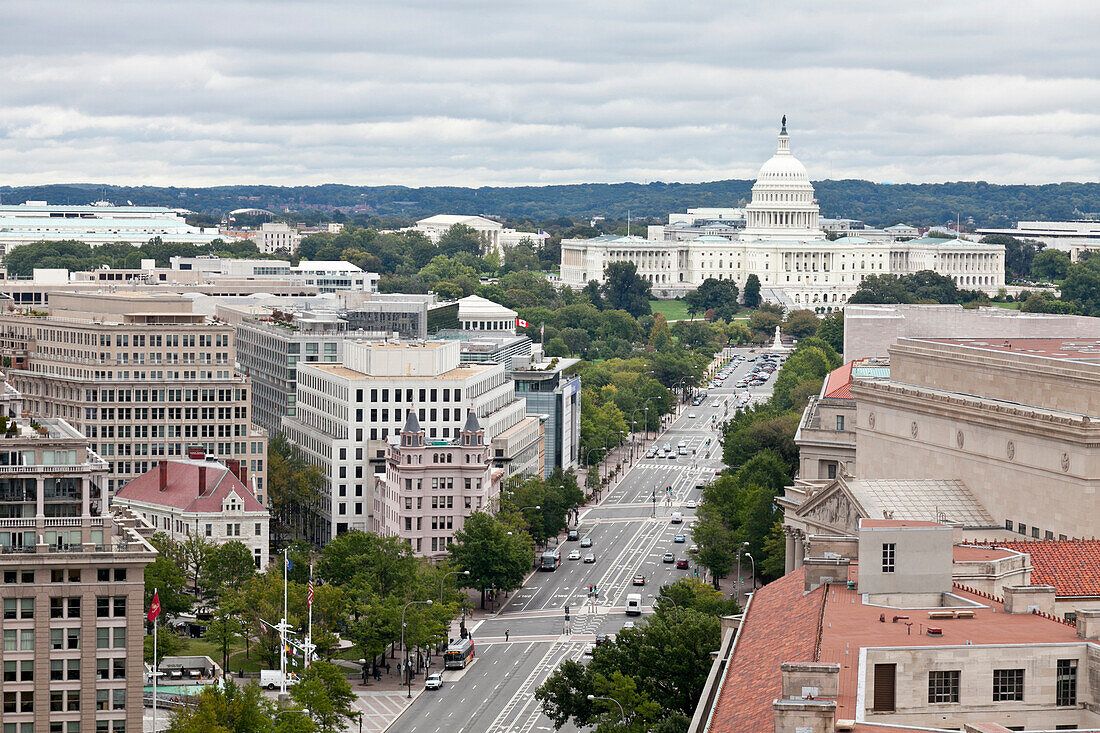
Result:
[307, 569, 314, 607]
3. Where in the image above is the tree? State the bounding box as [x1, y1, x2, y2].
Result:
[449, 512, 535, 608]
[601, 262, 652, 317]
[165, 679, 314, 733]
[290, 662, 359, 733]
[1031, 248, 1071, 282]
[742, 274, 761, 308]
[180, 535, 214, 596]
[981, 234, 1041, 280]
[145, 533, 192, 616]
[144, 627, 185, 666]
[685, 278, 740, 321]
[207, 591, 246, 673]
[205, 541, 257, 594]
[437, 224, 485, 257]
[655, 578, 739, 617]
[269, 434, 326, 546]
[582, 280, 604, 309]
[781, 309, 820, 340]
[816, 311, 844, 355]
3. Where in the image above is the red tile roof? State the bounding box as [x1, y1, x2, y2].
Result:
[977, 539, 1100, 597]
[707, 572, 1080, 731]
[707, 569, 826, 733]
[114, 460, 264, 514]
[821, 361, 854, 400]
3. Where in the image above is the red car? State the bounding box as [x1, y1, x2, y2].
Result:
[675, 559, 689, 569]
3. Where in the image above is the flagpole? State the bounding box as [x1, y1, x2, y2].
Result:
[281, 548, 288, 696]
[152, 588, 158, 733]
[307, 564, 313, 670]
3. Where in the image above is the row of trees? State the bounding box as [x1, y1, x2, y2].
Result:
[691, 331, 844, 587]
[1, 237, 269, 275]
[535, 579, 737, 732]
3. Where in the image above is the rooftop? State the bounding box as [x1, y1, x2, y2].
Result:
[972, 539, 1100, 598]
[846, 478, 995, 528]
[114, 459, 263, 514]
[918, 337, 1100, 364]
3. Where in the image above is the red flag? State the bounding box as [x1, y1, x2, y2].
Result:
[516, 318, 530, 328]
[147, 592, 162, 622]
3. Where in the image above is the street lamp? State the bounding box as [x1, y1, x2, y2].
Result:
[587, 694, 626, 722]
[744, 552, 756, 593]
[401, 600, 433, 698]
[440, 570, 470, 604]
[736, 542, 749, 601]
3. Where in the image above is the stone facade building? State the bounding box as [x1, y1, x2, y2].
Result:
[0, 292, 268, 496]
[0, 416, 157, 733]
[376, 411, 503, 558]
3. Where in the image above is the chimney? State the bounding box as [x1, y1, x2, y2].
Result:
[1003, 585, 1056, 615]
[197, 466, 207, 497]
[1076, 608, 1100, 640]
[158, 460, 168, 491]
[225, 458, 242, 482]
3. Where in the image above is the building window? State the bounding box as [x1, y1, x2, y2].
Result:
[835, 415, 845, 431]
[993, 668, 1024, 701]
[928, 670, 960, 703]
[881, 543, 895, 573]
[1057, 659, 1077, 706]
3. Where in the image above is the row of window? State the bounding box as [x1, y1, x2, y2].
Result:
[1005, 519, 1067, 541]
[925, 662, 1076, 705]
[2, 719, 125, 733]
[363, 387, 462, 404]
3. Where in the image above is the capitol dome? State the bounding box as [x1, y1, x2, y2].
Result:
[740, 118, 824, 242]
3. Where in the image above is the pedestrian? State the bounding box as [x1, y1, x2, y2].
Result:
[505, 629, 510, 641]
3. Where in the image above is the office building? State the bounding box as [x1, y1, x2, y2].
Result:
[690, 520, 1100, 732]
[0, 292, 268, 494]
[291, 261, 379, 293]
[412, 215, 543, 256]
[281, 339, 533, 541]
[253, 222, 301, 254]
[977, 219, 1100, 259]
[561, 123, 1005, 308]
[113, 451, 269, 568]
[341, 293, 459, 340]
[0, 415, 157, 733]
[219, 304, 392, 436]
[376, 411, 503, 557]
[511, 355, 581, 477]
[0, 200, 232, 257]
[842, 303, 1100, 362]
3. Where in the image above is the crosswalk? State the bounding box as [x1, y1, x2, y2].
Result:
[348, 690, 417, 732]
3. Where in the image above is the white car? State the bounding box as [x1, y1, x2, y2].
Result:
[688, 412, 697, 418]
[622, 621, 636, 630]
[424, 672, 443, 690]
[568, 550, 581, 560]
[583, 642, 596, 655]
[685, 500, 697, 509]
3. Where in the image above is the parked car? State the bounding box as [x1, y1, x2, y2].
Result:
[424, 672, 443, 690]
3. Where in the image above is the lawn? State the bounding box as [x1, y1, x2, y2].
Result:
[649, 299, 693, 321]
[990, 302, 1021, 310]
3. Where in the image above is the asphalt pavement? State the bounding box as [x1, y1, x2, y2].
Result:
[387, 347, 780, 733]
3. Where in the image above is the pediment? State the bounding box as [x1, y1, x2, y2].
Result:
[795, 478, 868, 534]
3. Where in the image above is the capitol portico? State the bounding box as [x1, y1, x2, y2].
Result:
[560, 121, 1005, 310]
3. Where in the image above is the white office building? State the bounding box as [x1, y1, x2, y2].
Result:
[561, 122, 1006, 310]
[281, 339, 532, 540]
[0, 201, 232, 257]
[413, 215, 543, 256]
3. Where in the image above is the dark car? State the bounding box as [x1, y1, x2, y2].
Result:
[676, 558, 689, 569]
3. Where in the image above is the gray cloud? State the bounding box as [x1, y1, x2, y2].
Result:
[1, 0, 1097, 187]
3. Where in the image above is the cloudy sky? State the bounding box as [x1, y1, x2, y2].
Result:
[2, 1, 1097, 187]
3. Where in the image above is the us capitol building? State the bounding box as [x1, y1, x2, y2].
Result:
[560, 121, 1005, 311]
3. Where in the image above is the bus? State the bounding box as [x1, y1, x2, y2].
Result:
[444, 638, 475, 669]
[540, 547, 561, 571]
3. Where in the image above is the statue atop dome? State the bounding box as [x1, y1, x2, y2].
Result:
[781, 115, 787, 135]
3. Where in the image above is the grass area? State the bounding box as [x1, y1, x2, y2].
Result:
[649, 299, 692, 321]
[990, 301, 1021, 309]
[175, 635, 264, 674]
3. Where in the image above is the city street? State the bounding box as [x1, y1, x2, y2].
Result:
[389, 347, 777, 733]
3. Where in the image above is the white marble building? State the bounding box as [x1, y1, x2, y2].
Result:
[560, 122, 1006, 311]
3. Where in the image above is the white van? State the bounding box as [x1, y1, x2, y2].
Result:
[670, 512, 683, 524]
[625, 593, 642, 616]
[260, 670, 299, 690]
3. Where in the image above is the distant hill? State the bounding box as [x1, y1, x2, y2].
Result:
[2, 180, 1098, 228]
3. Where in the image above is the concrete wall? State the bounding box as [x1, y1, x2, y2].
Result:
[857, 524, 953, 596]
[862, 643, 1096, 730]
[844, 305, 1100, 362]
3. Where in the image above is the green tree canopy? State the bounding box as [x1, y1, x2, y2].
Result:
[449, 512, 535, 608]
[601, 262, 652, 317]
